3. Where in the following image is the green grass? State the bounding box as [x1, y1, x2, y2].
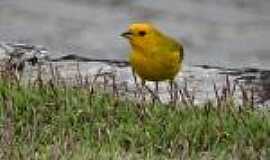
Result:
[0, 80, 269, 160]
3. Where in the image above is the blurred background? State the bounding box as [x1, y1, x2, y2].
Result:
[0, 0, 270, 69]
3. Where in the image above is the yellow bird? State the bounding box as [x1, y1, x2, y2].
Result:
[121, 22, 184, 92]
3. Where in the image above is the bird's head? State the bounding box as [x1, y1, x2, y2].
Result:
[121, 23, 161, 50]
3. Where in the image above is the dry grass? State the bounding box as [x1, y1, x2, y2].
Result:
[0, 63, 269, 160]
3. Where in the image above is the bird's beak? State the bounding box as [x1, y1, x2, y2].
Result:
[121, 31, 132, 39]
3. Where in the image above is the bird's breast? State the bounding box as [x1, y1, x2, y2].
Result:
[129, 50, 182, 81]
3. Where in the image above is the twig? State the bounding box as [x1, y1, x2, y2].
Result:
[49, 54, 130, 67]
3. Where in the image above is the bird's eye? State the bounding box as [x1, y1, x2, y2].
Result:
[138, 31, 146, 36]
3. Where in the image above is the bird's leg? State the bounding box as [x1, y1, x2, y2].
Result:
[170, 80, 173, 100]
[141, 79, 146, 102]
[169, 80, 175, 105]
[155, 81, 159, 93]
[141, 79, 146, 86]
[153, 81, 159, 104]
[147, 81, 159, 104]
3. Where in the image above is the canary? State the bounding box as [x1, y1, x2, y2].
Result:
[121, 22, 184, 85]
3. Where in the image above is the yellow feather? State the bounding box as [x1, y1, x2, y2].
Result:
[122, 23, 184, 81]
